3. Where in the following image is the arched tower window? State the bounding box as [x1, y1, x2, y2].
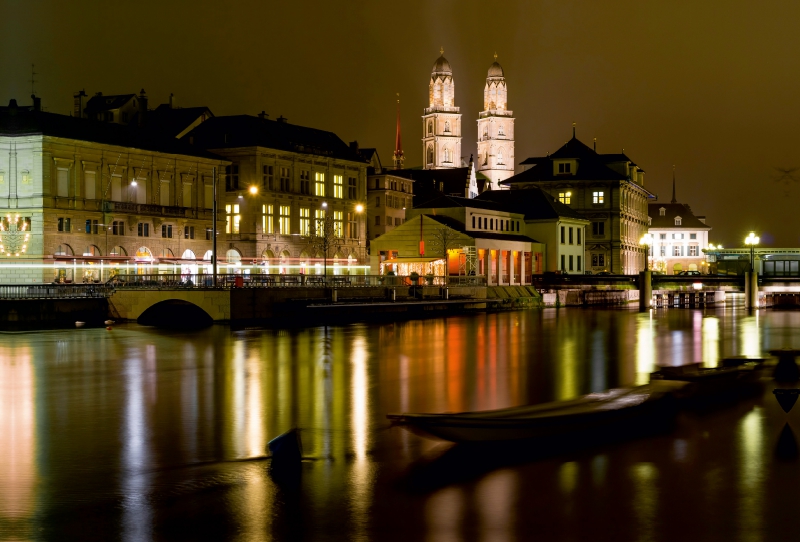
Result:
[497, 148, 504, 165]
[427, 145, 434, 165]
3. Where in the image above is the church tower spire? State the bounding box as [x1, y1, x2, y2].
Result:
[422, 48, 461, 170]
[671, 165, 677, 203]
[393, 93, 404, 169]
[476, 53, 515, 190]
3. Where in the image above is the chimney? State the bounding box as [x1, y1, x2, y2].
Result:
[138, 89, 148, 127]
[169, 93, 175, 109]
[697, 216, 706, 224]
[258, 111, 268, 119]
[349, 141, 359, 153]
[277, 115, 288, 124]
[31, 95, 41, 112]
[73, 90, 86, 117]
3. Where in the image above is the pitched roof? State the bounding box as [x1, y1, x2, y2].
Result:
[476, 187, 587, 221]
[0, 106, 224, 161]
[648, 203, 711, 229]
[510, 136, 642, 184]
[423, 214, 539, 243]
[147, 105, 213, 138]
[84, 93, 136, 113]
[186, 115, 367, 163]
[414, 194, 507, 212]
[390, 167, 473, 203]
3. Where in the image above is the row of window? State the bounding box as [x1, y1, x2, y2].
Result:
[557, 191, 604, 205]
[375, 195, 409, 209]
[560, 226, 582, 245]
[224, 204, 359, 239]
[471, 216, 521, 232]
[227, 165, 359, 199]
[57, 217, 199, 239]
[560, 254, 583, 272]
[657, 233, 698, 240]
[656, 246, 699, 257]
[372, 178, 412, 192]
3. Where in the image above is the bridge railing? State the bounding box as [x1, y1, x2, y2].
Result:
[106, 273, 488, 289]
[0, 283, 115, 299]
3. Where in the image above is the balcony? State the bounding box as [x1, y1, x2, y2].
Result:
[102, 201, 215, 220]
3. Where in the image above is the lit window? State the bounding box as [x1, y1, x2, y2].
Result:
[315, 209, 326, 233]
[279, 205, 291, 235]
[262, 204, 274, 234]
[315, 172, 325, 196]
[299, 207, 310, 236]
[333, 175, 343, 198]
[689, 246, 698, 256]
[558, 192, 571, 204]
[226, 204, 240, 234]
[592, 191, 604, 204]
[334, 211, 343, 238]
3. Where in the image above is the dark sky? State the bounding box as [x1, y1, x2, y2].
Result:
[3, 0, 800, 247]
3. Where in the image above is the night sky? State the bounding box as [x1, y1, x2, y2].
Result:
[3, 0, 799, 247]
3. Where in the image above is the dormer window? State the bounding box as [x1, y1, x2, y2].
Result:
[558, 163, 571, 174]
[659, 207, 666, 216]
[675, 216, 682, 226]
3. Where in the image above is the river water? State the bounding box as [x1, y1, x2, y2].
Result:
[1, 307, 799, 541]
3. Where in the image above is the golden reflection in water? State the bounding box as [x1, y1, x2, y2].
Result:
[736, 408, 764, 539]
[476, 469, 516, 542]
[740, 313, 761, 358]
[244, 348, 265, 459]
[635, 312, 656, 385]
[558, 461, 579, 495]
[0, 346, 36, 526]
[350, 335, 373, 540]
[426, 486, 465, 542]
[591, 455, 607, 487]
[631, 463, 658, 541]
[557, 338, 578, 400]
[702, 316, 720, 368]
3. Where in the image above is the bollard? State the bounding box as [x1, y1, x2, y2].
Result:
[391, 288, 396, 302]
[445, 287, 449, 300]
[638, 270, 652, 312]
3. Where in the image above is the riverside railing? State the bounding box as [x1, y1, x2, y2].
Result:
[106, 273, 487, 289]
[0, 283, 115, 299]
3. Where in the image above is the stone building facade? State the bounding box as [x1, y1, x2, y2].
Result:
[476, 55, 515, 190]
[422, 49, 462, 170]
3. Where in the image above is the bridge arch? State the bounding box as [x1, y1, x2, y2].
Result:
[137, 299, 213, 329]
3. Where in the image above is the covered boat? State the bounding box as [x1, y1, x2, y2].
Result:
[387, 380, 690, 443]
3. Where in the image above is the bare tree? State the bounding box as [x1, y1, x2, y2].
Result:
[308, 214, 342, 280]
[428, 225, 463, 275]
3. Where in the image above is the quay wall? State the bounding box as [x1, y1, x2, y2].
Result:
[0, 298, 108, 328]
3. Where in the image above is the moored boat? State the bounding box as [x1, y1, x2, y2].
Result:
[387, 380, 690, 443]
[650, 362, 762, 401]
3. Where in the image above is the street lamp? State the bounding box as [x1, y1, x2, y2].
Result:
[355, 203, 364, 265]
[639, 233, 653, 271]
[745, 232, 759, 273]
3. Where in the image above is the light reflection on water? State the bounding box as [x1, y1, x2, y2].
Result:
[2, 307, 800, 540]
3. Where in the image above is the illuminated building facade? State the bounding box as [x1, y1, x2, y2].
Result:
[370, 195, 543, 284]
[476, 55, 515, 190]
[647, 175, 711, 274]
[503, 133, 654, 274]
[362, 149, 414, 241]
[423, 49, 462, 170]
[186, 114, 368, 271]
[0, 98, 227, 283]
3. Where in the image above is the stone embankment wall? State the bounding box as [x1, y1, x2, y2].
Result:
[0, 298, 108, 327]
[486, 285, 543, 308]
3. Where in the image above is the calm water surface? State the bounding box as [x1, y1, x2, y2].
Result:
[1, 307, 799, 541]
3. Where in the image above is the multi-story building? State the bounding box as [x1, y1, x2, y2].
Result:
[476, 187, 589, 274]
[186, 114, 368, 273]
[647, 174, 711, 274]
[502, 132, 654, 274]
[0, 97, 228, 283]
[476, 55, 515, 190]
[361, 149, 414, 240]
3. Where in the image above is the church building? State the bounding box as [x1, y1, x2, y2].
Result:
[476, 55, 515, 190]
[422, 49, 462, 170]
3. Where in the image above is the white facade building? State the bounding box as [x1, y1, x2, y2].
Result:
[422, 49, 462, 170]
[647, 202, 711, 275]
[476, 55, 514, 190]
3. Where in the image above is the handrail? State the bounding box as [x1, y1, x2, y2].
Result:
[0, 283, 114, 299]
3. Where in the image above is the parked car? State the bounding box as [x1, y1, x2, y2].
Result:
[677, 270, 701, 276]
[596, 271, 612, 276]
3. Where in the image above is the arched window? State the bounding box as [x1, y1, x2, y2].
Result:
[159, 248, 175, 258]
[83, 245, 101, 256]
[55, 244, 74, 256]
[427, 145, 434, 164]
[225, 248, 242, 264]
[497, 148, 504, 165]
[135, 246, 153, 262]
[110, 246, 127, 257]
[202, 250, 212, 261]
[181, 249, 196, 260]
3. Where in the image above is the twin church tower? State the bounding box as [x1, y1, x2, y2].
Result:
[417, 48, 515, 190]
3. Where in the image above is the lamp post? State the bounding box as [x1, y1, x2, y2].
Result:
[355, 203, 364, 270]
[745, 232, 759, 272]
[639, 233, 653, 272]
[744, 232, 759, 309]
